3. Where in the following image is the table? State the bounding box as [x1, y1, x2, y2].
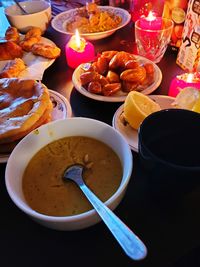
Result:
[1, 11, 200, 267]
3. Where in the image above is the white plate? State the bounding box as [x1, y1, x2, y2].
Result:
[0, 90, 72, 163]
[51, 6, 131, 40]
[72, 56, 162, 102]
[112, 95, 175, 152]
[0, 36, 56, 80]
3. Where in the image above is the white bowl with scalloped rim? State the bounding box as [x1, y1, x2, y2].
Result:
[51, 6, 131, 40]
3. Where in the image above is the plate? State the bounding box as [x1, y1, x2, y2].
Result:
[51, 6, 131, 40]
[112, 95, 175, 152]
[0, 90, 72, 164]
[72, 56, 162, 102]
[0, 36, 56, 80]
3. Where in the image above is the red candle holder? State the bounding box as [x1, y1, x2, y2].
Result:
[139, 11, 162, 30]
[135, 15, 173, 63]
[65, 32, 95, 69]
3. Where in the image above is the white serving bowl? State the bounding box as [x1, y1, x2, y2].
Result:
[5, 118, 133, 231]
[51, 6, 131, 40]
[5, 0, 51, 33]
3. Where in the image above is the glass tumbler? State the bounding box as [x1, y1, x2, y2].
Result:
[135, 17, 173, 63]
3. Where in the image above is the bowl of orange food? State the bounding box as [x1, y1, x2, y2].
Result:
[51, 4, 131, 40]
[72, 51, 162, 102]
[5, 117, 133, 230]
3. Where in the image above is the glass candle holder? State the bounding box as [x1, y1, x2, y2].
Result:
[135, 16, 174, 63]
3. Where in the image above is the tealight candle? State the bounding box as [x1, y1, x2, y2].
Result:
[139, 11, 162, 30]
[168, 72, 200, 97]
[65, 29, 95, 69]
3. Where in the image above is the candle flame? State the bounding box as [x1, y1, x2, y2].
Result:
[75, 29, 81, 49]
[146, 11, 156, 21]
[186, 73, 194, 83]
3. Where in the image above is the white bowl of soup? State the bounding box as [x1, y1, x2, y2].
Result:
[5, 118, 133, 230]
[5, 0, 51, 33]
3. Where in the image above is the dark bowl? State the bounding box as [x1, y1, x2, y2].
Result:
[138, 109, 200, 197]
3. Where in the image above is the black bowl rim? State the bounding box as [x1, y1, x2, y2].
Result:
[138, 108, 200, 170]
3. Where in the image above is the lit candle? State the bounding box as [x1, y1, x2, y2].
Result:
[65, 29, 95, 69]
[168, 72, 200, 97]
[139, 11, 162, 30]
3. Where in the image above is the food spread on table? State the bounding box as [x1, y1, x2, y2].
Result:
[0, 25, 61, 157]
[2, 1, 200, 264]
[119, 87, 200, 132]
[112, 94, 175, 152]
[65, 3, 122, 33]
[0, 78, 53, 153]
[79, 51, 155, 97]
[0, 26, 61, 79]
[0, 2, 199, 159]
[122, 91, 161, 130]
[22, 136, 122, 216]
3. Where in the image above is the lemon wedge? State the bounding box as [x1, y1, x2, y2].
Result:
[172, 87, 200, 113]
[123, 91, 161, 130]
[192, 97, 200, 112]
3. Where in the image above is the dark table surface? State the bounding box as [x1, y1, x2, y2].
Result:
[1, 10, 200, 267]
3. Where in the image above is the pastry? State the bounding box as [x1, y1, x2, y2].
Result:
[0, 78, 53, 150]
[5, 26, 20, 43]
[31, 42, 61, 59]
[19, 27, 42, 52]
[0, 41, 23, 60]
[0, 58, 26, 78]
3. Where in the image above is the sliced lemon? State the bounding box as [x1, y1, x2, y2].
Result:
[172, 87, 200, 111]
[123, 91, 161, 130]
[192, 96, 200, 113]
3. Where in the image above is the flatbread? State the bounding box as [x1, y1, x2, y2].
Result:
[0, 78, 53, 144]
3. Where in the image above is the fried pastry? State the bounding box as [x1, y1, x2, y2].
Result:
[0, 41, 23, 60]
[25, 27, 42, 40]
[0, 58, 26, 78]
[0, 78, 53, 147]
[31, 43, 61, 59]
[19, 27, 42, 52]
[5, 26, 20, 43]
[19, 37, 40, 52]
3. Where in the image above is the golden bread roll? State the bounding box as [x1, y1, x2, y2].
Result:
[25, 27, 42, 40]
[31, 43, 61, 59]
[0, 41, 23, 60]
[0, 58, 26, 78]
[5, 26, 20, 43]
[19, 37, 41, 52]
[0, 78, 53, 146]
[19, 27, 42, 52]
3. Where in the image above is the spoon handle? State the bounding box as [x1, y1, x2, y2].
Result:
[79, 183, 147, 261]
[13, 0, 28, 14]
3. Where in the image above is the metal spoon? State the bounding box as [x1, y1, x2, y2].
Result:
[13, 0, 29, 15]
[63, 164, 147, 261]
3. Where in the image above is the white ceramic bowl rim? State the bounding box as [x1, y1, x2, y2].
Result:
[5, 1, 51, 17]
[51, 6, 131, 36]
[5, 117, 133, 224]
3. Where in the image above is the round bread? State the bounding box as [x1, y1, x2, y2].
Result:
[0, 78, 53, 145]
[0, 106, 52, 154]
